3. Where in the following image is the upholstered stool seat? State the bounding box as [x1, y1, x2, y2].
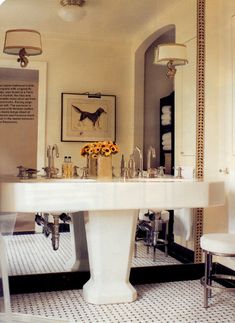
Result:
[201, 233, 235, 254]
[200, 233, 235, 308]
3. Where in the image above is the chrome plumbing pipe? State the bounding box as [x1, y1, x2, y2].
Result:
[51, 214, 60, 251]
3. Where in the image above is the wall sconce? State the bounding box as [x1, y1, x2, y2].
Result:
[3, 29, 42, 68]
[58, 0, 86, 22]
[0, 0, 6, 5]
[154, 43, 188, 78]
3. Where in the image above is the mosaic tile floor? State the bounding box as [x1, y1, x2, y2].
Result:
[4, 233, 180, 276]
[9, 280, 235, 323]
[3, 233, 235, 322]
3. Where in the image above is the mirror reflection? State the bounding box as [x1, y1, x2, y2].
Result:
[0, 0, 198, 276]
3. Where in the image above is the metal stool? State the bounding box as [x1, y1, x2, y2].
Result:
[200, 233, 235, 308]
[135, 210, 169, 262]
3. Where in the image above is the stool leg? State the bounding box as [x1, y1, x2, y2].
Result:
[204, 251, 212, 308]
[153, 231, 159, 262]
[207, 252, 213, 299]
[164, 222, 168, 257]
[146, 230, 150, 254]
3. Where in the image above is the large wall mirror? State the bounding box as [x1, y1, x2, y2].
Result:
[2, 0, 205, 278]
[133, 0, 204, 267]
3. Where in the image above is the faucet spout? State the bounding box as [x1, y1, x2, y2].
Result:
[133, 146, 143, 177]
[147, 146, 156, 171]
[44, 144, 60, 178]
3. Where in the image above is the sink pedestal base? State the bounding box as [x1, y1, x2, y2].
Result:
[83, 209, 138, 304]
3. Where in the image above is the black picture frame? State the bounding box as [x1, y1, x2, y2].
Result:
[61, 92, 116, 142]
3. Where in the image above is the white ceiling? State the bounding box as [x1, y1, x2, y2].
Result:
[0, 0, 176, 42]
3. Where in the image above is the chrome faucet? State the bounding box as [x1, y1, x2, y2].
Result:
[133, 146, 143, 177]
[147, 146, 156, 171]
[175, 166, 183, 179]
[43, 144, 60, 178]
[51, 144, 59, 167]
[128, 154, 136, 178]
[158, 166, 165, 177]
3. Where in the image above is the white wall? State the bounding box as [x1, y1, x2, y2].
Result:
[0, 36, 133, 175]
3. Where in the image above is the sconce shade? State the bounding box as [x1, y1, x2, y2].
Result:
[154, 43, 188, 78]
[154, 43, 188, 66]
[3, 29, 42, 56]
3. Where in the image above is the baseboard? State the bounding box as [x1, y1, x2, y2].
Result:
[213, 262, 235, 288]
[157, 242, 194, 263]
[130, 263, 204, 285]
[9, 263, 204, 295]
[13, 231, 35, 235]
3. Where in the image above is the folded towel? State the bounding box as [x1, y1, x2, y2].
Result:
[162, 120, 171, 126]
[163, 144, 172, 150]
[162, 105, 171, 113]
[162, 138, 171, 145]
[162, 111, 171, 117]
[162, 142, 171, 148]
[174, 208, 193, 241]
[161, 115, 171, 121]
[162, 132, 171, 140]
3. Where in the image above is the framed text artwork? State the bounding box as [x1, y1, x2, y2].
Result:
[61, 92, 116, 142]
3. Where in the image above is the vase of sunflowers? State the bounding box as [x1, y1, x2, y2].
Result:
[81, 141, 119, 180]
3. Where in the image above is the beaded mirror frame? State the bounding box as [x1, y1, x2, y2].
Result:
[194, 0, 205, 263]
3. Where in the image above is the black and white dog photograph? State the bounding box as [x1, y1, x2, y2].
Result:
[61, 93, 116, 142]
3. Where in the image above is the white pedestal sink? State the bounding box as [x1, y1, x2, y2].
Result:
[0, 176, 225, 304]
[83, 209, 138, 304]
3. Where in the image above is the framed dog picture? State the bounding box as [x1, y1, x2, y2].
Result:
[61, 92, 116, 142]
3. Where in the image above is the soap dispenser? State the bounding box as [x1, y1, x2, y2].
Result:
[67, 156, 73, 178]
[62, 156, 68, 178]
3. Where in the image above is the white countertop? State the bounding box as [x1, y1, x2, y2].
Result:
[0, 176, 225, 213]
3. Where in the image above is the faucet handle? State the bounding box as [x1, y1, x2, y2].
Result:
[73, 165, 79, 177]
[25, 168, 39, 178]
[175, 166, 183, 179]
[17, 165, 27, 178]
[147, 167, 157, 178]
[158, 166, 165, 177]
[81, 167, 89, 179]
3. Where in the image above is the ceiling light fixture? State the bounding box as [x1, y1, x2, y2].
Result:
[154, 43, 188, 78]
[3, 29, 42, 68]
[58, 0, 86, 22]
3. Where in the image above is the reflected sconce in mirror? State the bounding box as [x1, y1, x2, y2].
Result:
[58, 0, 86, 22]
[3, 29, 42, 68]
[154, 43, 188, 78]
